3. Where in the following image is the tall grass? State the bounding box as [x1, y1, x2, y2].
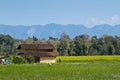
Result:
[0, 61, 120, 80]
[0, 56, 120, 80]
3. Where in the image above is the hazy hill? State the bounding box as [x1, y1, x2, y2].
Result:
[0, 23, 120, 39]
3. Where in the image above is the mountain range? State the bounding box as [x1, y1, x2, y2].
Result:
[0, 23, 120, 39]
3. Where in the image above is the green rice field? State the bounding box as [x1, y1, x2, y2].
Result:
[0, 56, 120, 80]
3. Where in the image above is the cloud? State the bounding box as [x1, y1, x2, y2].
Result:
[86, 18, 104, 28]
[27, 28, 35, 37]
[108, 15, 119, 24]
[86, 15, 120, 28]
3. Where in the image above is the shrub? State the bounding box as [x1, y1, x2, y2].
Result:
[26, 55, 35, 63]
[12, 56, 25, 64]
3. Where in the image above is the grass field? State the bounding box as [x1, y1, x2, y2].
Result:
[0, 56, 120, 80]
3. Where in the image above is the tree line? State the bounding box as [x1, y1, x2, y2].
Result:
[0, 33, 120, 56]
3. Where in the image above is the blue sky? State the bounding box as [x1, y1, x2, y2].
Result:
[0, 0, 120, 28]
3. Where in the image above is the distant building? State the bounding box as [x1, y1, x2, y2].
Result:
[17, 44, 57, 63]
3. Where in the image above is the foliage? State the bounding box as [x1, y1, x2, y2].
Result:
[0, 34, 14, 55]
[1, 33, 120, 56]
[12, 56, 25, 64]
[26, 55, 35, 63]
[57, 32, 70, 55]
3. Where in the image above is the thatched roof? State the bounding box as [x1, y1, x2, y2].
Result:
[17, 44, 55, 50]
[17, 44, 56, 57]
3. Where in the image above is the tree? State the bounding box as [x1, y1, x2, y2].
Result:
[24, 37, 34, 44]
[33, 36, 38, 43]
[68, 41, 75, 56]
[57, 32, 70, 55]
[108, 44, 115, 55]
[0, 34, 14, 55]
[47, 37, 59, 55]
[73, 35, 88, 55]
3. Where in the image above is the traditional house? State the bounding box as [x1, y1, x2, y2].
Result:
[17, 44, 57, 63]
